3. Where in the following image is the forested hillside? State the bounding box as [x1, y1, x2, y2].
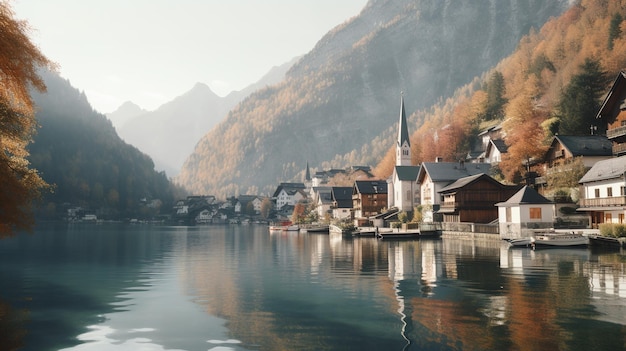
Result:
[177, 0, 569, 198]
[373, 0, 626, 181]
[28, 71, 185, 220]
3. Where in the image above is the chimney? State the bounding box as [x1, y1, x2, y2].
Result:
[435, 157, 443, 163]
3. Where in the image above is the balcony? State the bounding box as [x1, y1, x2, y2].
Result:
[579, 196, 626, 208]
[607, 125, 626, 139]
[613, 142, 626, 156]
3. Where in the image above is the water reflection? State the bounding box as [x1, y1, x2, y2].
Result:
[1, 225, 626, 350]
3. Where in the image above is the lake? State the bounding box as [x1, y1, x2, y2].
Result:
[0, 223, 625, 351]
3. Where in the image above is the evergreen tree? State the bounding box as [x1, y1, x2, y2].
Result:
[484, 71, 507, 120]
[608, 13, 623, 50]
[557, 59, 609, 135]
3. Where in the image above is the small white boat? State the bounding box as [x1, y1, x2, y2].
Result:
[269, 221, 299, 232]
[531, 232, 588, 247]
[507, 237, 533, 247]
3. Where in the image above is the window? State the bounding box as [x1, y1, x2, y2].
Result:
[605, 213, 612, 223]
[622, 186, 626, 196]
[529, 207, 542, 220]
[608, 187, 613, 197]
[595, 189, 600, 198]
[406, 190, 411, 201]
[620, 214, 624, 224]
[506, 207, 512, 222]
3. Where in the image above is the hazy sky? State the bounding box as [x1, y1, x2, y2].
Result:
[13, 0, 367, 113]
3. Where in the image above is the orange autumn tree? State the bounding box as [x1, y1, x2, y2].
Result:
[500, 77, 549, 181]
[0, 3, 54, 236]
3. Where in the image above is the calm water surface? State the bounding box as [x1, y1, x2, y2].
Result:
[0, 223, 625, 351]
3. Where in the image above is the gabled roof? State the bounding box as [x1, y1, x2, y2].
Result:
[354, 180, 387, 195]
[331, 187, 353, 208]
[596, 71, 626, 121]
[488, 139, 508, 153]
[579, 156, 626, 183]
[272, 182, 306, 197]
[417, 161, 492, 183]
[551, 135, 612, 157]
[496, 186, 551, 206]
[394, 165, 420, 181]
[439, 173, 496, 192]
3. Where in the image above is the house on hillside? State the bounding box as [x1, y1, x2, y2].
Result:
[438, 173, 520, 223]
[577, 156, 626, 228]
[272, 182, 307, 209]
[331, 186, 353, 220]
[597, 71, 626, 156]
[387, 95, 421, 213]
[484, 139, 508, 164]
[496, 186, 554, 239]
[541, 135, 612, 169]
[417, 160, 492, 222]
[353, 180, 387, 225]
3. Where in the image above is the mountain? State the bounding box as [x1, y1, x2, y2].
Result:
[27, 71, 184, 220]
[176, 0, 571, 198]
[107, 101, 146, 130]
[112, 57, 298, 176]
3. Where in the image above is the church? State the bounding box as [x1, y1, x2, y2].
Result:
[387, 95, 420, 214]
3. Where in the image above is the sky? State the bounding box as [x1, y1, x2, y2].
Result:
[13, 0, 367, 113]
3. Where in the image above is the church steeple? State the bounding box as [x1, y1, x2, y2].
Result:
[305, 161, 311, 182]
[397, 94, 411, 166]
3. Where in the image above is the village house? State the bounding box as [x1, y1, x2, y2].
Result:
[311, 186, 333, 219]
[438, 173, 520, 224]
[597, 71, 626, 156]
[272, 182, 307, 209]
[542, 135, 612, 169]
[416, 160, 492, 222]
[484, 139, 508, 164]
[496, 186, 554, 239]
[352, 180, 388, 225]
[331, 186, 353, 220]
[387, 95, 421, 214]
[577, 156, 626, 228]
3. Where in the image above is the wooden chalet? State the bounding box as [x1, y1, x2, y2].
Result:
[438, 173, 520, 223]
[352, 180, 388, 222]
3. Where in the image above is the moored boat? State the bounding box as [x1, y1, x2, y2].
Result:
[269, 221, 299, 232]
[506, 237, 533, 247]
[531, 231, 588, 247]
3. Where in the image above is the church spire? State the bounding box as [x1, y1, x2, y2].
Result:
[305, 161, 311, 181]
[397, 93, 411, 166]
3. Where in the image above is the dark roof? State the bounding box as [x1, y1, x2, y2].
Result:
[272, 182, 306, 197]
[496, 186, 552, 206]
[439, 173, 489, 192]
[597, 71, 626, 120]
[579, 156, 626, 183]
[490, 139, 508, 153]
[552, 135, 612, 157]
[395, 165, 420, 181]
[331, 187, 353, 208]
[354, 180, 387, 194]
[418, 162, 492, 183]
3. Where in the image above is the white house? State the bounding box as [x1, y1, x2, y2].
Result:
[484, 139, 508, 164]
[331, 186, 352, 220]
[496, 186, 554, 240]
[312, 187, 333, 219]
[272, 183, 307, 209]
[577, 156, 626, 227]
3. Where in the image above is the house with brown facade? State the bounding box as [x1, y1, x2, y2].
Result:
[597, 71, 626, 156]
[438, 173, 521, 224]
[353, 180, 387, 224]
